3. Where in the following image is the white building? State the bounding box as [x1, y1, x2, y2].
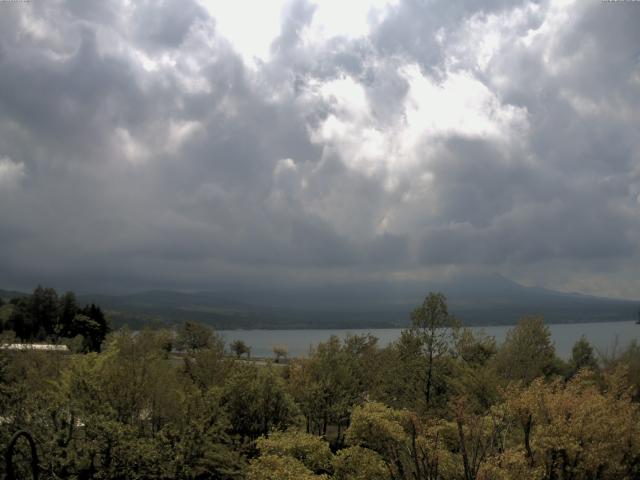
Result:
[0, 343, 69, 352]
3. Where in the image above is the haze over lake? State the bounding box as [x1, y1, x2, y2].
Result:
[220, 320, 640, 360]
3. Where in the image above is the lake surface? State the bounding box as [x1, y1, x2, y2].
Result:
[219, 321, 640, 359]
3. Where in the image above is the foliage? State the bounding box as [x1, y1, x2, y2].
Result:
[1, 286, 109, 351]
[222, 363, 299, 440]
[273, 344, 288, 363]
[247, 454, 325, 480]
[288, 334, 377, 440]
[332, 446, 389, 480]
[346, 402, 457, 480]
[230, 339, 251, 358]
[410, 292, 459, 410]
[3, 291, 640, 480]
[601, 339, 640, 401]
[492, 315, 558, 384]
[492, 372, 640, 479]
[568, 335, 599, 377]
[182, 340, 230, 390]
[175, 321, 218, 352]
[255, 430, 333, 474]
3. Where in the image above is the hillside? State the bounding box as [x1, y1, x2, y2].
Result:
[3, 277, 637, 330]
[73, 275, 639, 329]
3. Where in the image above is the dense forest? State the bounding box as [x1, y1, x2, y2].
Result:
[0, 286, 109, 352]
[2, 291, 640, 479]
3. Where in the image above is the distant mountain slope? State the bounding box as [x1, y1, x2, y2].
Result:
[74, 275, 639, 329]
[0, 288, 29, 300]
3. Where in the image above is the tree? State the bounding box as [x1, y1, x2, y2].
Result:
[7, 298, 31, 341]
[0, 349, 10, 409]
[273, 344, 288, 363]
[445, 329, 502, 413]
[452, 396, 506, 480]
[230, 339, 250, 359]
[182, 338, 230, 390]
[0, 298, 6, 334]
[222, 364, 299, 439]
[175, 321, 215, 352]
[56, 291, 79, 337]
[254, 430, 333, 474]
[157, 388, 246, 479]
[492, 315, 557, 384]
[288, 335, 375, 439]
[454, 328, 497, 368]
[602, 340, 640, 402]
[374, 329, 425, 411]
[71, 314, 103, 352]
[247, 455, 322, 480]
[333, 446, 389, 480]
[345, 402, 454, 480]
[79, 303, 109, 349]
[43, 330, 246, 479]
[29, 285, 59, 337]
[409, 292, 459, 409]
[569, 336, 598, 377]
[494, 374, 640, 479]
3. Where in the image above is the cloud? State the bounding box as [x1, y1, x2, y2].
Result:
[0, 156, 25, 191]
[0, 0, 639, 298]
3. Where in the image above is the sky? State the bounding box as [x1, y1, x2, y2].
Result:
[0, 0, 639, 298]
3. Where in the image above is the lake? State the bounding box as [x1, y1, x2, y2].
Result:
[219, 320, 640, 359]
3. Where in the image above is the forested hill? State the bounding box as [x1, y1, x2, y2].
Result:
[0, 286, 109, 351]
[20, 274, 634, 330]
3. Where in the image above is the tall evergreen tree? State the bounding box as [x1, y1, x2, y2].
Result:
[29, 285, 59, 337]
[57, 291, 79, 337]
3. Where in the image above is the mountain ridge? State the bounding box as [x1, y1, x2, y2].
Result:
[3, 275, 637, 329]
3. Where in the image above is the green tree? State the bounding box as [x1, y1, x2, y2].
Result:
[569, 336, 598, 377]
[45, 334, 246, 479]
[157, 388, 246, 479]
[175, 320, 215, 352]
[449, 329, 501, 412]
[409, 292, 459, 409]
[222, 363, 299, 440]
[7, 298, 31, 341]
[288, 335, 376, 439]
[56, 291, 79, 337]
[492, 315, 557, 384]
[602, 340, 640, 402]
[496, 374, 640, 479]
[71, 314, 103, 352]
[79, 303, 109, 350]
[333, 446, 389, 480]
[29, 285, 59, 338]
[273, 344, 288, 363]
[345, 402, 455, 480]
[0, 350, 10, 411]
[182, 338, 230, 390]
[374, 330, 425, 411]
[255, 430, 333, 474]
[230, 339, 251, 358]
[247, 455, 323, 480]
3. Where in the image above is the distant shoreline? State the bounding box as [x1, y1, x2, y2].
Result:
[215, 317, 639, 331]
[215, 320, 640, 360]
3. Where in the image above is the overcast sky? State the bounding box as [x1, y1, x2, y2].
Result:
[0, 0, 639, 298]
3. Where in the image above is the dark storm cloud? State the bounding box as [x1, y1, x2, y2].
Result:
[0, 0, 639, 297]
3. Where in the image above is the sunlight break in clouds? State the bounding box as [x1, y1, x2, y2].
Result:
[198, 0, 398, 63]
[303, 66, 528, 189]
